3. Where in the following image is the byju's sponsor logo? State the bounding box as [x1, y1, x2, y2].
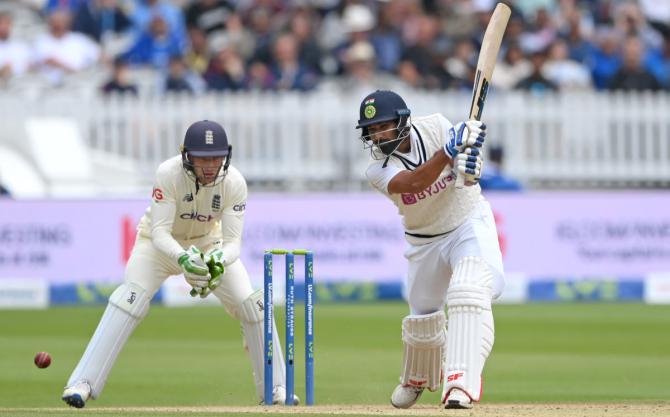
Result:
[400, 174, 454, 205]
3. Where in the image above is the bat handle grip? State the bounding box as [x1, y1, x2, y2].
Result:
[455, 169, 465, 189]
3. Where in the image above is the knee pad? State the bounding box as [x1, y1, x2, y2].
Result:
[67, 283, 150, 399]
[108, 282, 150, 319]
[239, 289, 286, 400]
[400, 310, 447, 391]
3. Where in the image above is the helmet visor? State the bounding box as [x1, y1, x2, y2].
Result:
[187, 149, 230, 157]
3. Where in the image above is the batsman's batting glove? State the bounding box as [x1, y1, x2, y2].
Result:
[444, 120, 486, 158]
[178, 245, 211, 294]
[456, 147, 484, 183]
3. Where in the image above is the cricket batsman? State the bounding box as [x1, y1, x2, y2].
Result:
[62, 120, 296, 407]
[356, 90, 505, 409]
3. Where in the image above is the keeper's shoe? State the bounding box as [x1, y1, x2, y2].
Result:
[443, 388, 473, 409]
[269, 385, 300, 405]
[390, 384, 424, 409]
[62, 381, 91, 409]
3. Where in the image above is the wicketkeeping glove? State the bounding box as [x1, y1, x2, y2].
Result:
[189, 248, 225, 298]
[178, 245, 210, 292]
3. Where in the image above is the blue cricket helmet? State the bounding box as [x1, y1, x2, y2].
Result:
[356, 90, 412, 159]
[182, 120, 230, 157]
[356, 90, 411, 129]
[180, 120, 232, 186]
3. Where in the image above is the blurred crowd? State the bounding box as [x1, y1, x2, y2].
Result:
[0, 0, 669, 95]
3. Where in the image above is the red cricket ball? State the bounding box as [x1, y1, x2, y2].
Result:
[34, 351, 51, 369]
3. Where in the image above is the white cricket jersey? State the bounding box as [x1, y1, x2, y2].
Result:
[366, 114, 482, 245]
[137, 156, 247, 265]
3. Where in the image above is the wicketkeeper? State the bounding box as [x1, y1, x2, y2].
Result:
[62, 120, 297, 408]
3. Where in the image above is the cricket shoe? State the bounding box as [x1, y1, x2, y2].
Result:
[272, 385, 300, 405]
[62, 381, 91, 408]
[443, 388, 473, 409]
[390, 384, 424, 409]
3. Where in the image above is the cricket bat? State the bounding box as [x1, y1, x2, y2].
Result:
[455, 2, 511, 189]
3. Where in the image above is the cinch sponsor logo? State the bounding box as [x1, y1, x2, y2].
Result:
[233, 202, 246, 212]
[400, 174, 455, 205]
[180, 212, 214, 222]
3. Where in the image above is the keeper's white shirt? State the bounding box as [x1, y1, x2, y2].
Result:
[366, 114, 483, 245]
[136, 155, 247, 265]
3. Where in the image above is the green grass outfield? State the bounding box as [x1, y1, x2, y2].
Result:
[0, 303, 669, 417]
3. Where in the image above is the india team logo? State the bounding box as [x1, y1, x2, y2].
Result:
[364, 105, 376, 119]
[205, 130, 214, 144]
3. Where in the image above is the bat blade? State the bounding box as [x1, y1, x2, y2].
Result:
[456, 2, 511, 189]
[468, 3, 511, 121]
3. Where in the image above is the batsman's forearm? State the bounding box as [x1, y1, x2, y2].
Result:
[389, 151, 451, 194]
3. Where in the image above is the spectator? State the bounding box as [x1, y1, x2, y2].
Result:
[0, 183, 11, 198]
[519, 7, 557, 54]
[163, 56, 204, 94]
[514, 49, 558, 93]
[443, 38, 477, 90]
[246, 6, 277, 67]
[542, 39, 592, 90]
[101, 58, 138, 94]
[212, 12, 255, 62]
[609, 37, 663, 91]
[184, 28, 210, 75]
[371, 0, 404, 73]
[0, 12, 32, 82]
[72, 0, 132, 44]
[590, 28, 622, 89]
[33, 10, 101, 86]
[204, 46, 246, 91]
[332, 4, 377, 75]
[130, 0, 187, 51]
[645, 33, 670, 88]
[614, 2, 663, 50]
[559, 7, 597, 64]
[269, 32, 318, 91]
[348, 41, 394, 89]
[491, 42, 532, 90]
[320, 39, 404, 94]
[287, 8, 324, 75]
[44, 0, 86, 14]
[244, 59, 274, 90]
[398, 14, 449, 90]
[121, 16, 184, 70]
[479, 145, 523, 191]
[185, 0, 234, 36]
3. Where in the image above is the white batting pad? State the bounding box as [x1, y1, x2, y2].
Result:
[443, 256, 494, 402]
[67, 283, 150, 398]
[400, 310, 447, 391]
[240, 289, 286, 401]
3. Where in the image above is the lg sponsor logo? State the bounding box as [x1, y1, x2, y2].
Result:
[152, 188, 164, 201]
